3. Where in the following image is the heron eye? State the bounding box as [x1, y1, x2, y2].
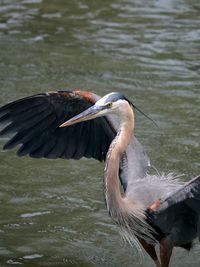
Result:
[107, 102, 112, 108]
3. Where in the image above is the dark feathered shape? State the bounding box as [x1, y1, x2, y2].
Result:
[150, 175, 200, 245]
[0, 90, 115, 161]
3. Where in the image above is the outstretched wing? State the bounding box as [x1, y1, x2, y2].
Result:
[0, 90, 115, 161]
[0, 89, 150, 189]
[151, 175, 200, 239]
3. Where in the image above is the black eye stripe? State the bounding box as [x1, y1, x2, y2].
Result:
[106, 93, 125, 103]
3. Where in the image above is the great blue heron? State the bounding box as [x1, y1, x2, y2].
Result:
[0, 90, 199, 267]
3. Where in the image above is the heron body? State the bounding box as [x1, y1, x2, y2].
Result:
[0, 90, 199, 267]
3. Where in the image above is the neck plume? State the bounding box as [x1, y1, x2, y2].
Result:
[104, 102, 155, 248]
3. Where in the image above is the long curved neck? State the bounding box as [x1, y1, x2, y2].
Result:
[103, 102, 155, 245]
[104, 104, 134, 217]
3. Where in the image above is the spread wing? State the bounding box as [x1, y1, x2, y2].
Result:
[0, 90, 149, 189]
[0, 90, 116, 160]
[150, 175, 200, 239]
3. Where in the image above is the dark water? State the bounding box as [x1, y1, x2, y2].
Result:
[0, 0, 199, 266]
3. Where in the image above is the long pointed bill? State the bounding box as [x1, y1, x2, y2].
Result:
[59, 105, 104, 127]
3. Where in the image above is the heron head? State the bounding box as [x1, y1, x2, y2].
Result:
[60, 92, 130, 127]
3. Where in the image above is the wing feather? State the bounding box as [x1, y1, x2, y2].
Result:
[149, 175, 200, 240]
[0, 91, 114, 161]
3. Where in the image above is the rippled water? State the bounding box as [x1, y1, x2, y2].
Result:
[0, 0, 199, 266]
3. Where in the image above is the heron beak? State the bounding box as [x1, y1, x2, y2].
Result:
[59, 105, 104, 127]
